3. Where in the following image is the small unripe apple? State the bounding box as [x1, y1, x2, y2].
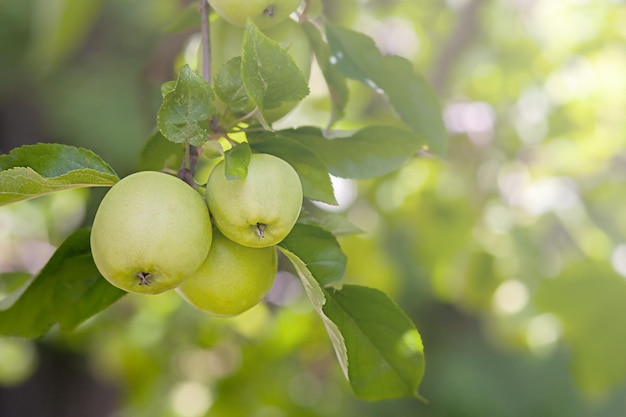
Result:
[208, 0, 301, 29]
[90, 171, 212, 294]
[206, 153, 302, 248]
[177, 229, 277, 317]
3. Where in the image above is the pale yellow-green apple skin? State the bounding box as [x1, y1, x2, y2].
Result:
[199, 17, 312, 123]
[90, 171, 213, 295]
[177, 229, 278, 317]
[208, 0, 300, 29]
[206, 153, 303, 248]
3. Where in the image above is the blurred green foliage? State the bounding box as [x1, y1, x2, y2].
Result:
[1, 0, 626, 416]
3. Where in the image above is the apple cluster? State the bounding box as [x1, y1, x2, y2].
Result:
[90, 2, 307, 317]
[90, 153, 303, 317]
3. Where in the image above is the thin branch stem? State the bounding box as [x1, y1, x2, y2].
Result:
[225, 108, 259, 130]
[178, 141, 194, 186]
[199, 0, 211, 83]
[429, 0, 483, 94]
[177, 0, 212, 186]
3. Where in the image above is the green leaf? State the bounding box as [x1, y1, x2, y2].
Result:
[157, 65, 217, 146]
[536, 262, 626, 394]
[248, 132, 336, 204]
[0, 143, 119, 206]
[323, 285, 426, 400]
[0, 272, 31, 295]
[241, 20, 309, 112]
[160, 80, 177, 98]
[215, 57, 250, 113]
[279, 223, 346, 286]
[224, 142, 252, 180]
[281, 247, 424, 401]
[0, 273, 32, 311]
[326, 25, 447, 155]
[0, 229, 126, 338]
[138, 130, 184, 172]
[278, 247, 348, 378]
[274, 126, 424, 179]
[303, 22, 349, 127]
[298, 209, 364, 237]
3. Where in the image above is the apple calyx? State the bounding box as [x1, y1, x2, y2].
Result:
[136, 272, 153, 286]
[263, 6, 275, 18]
[256, 223, 266, 241]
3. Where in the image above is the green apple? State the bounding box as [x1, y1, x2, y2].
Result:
[90, 171, 212, 295]
[206, 153, 302, 248]
[177, 229, 277, 317]
[200, 17, 312, 123]
[208, 0, 301, 29]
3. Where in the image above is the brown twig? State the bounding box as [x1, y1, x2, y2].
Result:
[429, 0, 484, 94]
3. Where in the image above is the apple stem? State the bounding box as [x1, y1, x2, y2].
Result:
[136, 272, 152, 286]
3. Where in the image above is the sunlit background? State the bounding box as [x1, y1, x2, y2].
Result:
[1, 0, 626, 416]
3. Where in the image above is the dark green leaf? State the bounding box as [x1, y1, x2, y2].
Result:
[215, 57, 250, 113]
[536, 262, 626, 394]
[0, 272, 31, 295]
[0, 143, 119, 205]
[224, 142, 252, 180]
[323, 285, 425, 400]
[276, 126, 424, 179]
[138, 130, 184, 172]
[326, 25, 447, 155]
[303, 22, 349, 127]
[0, 229, 126, 338]
[241, 20, 309, 111]
[0, 273, 32, 312]
[157, 65, 217, 146]
[249, 132, 336, 204]
[279, 223, 346, 285]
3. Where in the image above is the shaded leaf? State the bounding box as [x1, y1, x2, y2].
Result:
[323, 285, 426, 401]
[298, 209, 363, 237]
[157, 65, 217, 146]
[273, 126, 424, 179]
[0, 229, 126, 338]
[279, 223, 346, 285]
[326, 25, 447, 155]
[0, 144, 118, 206]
